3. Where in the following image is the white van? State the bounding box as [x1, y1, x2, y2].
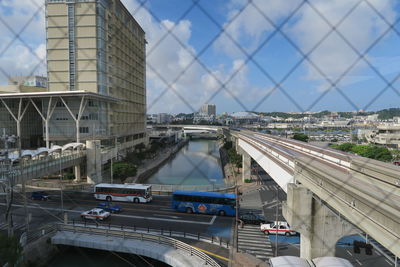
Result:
[269, 256, 353, 267]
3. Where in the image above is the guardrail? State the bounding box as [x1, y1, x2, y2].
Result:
[22, 223, 221, 267]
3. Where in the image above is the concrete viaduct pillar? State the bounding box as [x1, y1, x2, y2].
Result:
[242, 151, 251, 183]
[283, 183, 356, 260]
[74, 165, 81, 183]
[86, 140, 102, 184]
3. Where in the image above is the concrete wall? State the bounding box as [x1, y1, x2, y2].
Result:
[52, 231, 210, 267]
[238, 138, 294, 192]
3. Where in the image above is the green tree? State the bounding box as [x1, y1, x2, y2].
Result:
[336, 143, 355, 152]
[0, 233, 22, 267]
[330, 143, 392, 162]
[223, 141, 232, 150]
[292, 133, 309, 142]
[112, 162, 137, 183]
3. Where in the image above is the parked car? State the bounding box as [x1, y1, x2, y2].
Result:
[393, 161, 400, 166]
[260, 221, 297, 236]
[31, 191, 50, 201]
[80, 208, 111, 221]
[239, 212, 268, 225]
[96, 202, 122, 213]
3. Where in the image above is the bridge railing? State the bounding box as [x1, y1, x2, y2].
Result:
[23, 222, 221, 266]
[149, 182, 236, 194]
[68, 220, 231, 249]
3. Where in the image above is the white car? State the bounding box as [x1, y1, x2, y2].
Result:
[260, 221, 297, 236]
[80, 208, 111, 221]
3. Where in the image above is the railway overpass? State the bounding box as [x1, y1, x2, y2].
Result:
[231, 130, 400, 260]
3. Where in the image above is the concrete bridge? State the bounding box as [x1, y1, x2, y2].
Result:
[231, 130, 400, 260]
[21, 223, 221, 267]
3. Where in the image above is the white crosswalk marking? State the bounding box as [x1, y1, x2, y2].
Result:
[238, 224, 274, 261]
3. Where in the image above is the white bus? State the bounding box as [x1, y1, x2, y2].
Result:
[94, 183, 152, 203]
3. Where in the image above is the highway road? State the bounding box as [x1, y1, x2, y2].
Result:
[0, 190, 235, 241]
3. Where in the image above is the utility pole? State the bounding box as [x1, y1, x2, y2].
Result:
[1, 128, 17, 237]
[275, 186, 279, 257]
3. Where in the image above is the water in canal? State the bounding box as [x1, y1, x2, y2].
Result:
[49, 139, 225, 266]
[145, 139, 224, 185]
[48, 247, 170, 267]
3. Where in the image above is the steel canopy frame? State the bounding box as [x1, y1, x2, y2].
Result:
[0, 91, 120, 148]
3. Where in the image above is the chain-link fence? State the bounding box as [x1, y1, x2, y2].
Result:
[0, 0, 399, 266]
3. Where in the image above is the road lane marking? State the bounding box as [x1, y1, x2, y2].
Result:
[356, 259, 362, 266]
[0, 203, 217, 225]
[153, 214, 180, 219]
[192, 246, 232, 262]
[346, 250, 352, 256]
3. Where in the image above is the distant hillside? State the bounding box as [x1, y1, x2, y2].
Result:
[255, 108, 400, 120]
[377, 108, 400, 120]
[255, 110, 371, 119]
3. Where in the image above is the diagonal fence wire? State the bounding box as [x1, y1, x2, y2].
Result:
[0, 0, 399, 265]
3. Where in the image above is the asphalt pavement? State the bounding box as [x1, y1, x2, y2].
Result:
[1, 191, 234, 237]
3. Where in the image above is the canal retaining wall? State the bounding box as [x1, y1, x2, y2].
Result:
[129, 139, 189, 184]
[22, 234, 60, 266]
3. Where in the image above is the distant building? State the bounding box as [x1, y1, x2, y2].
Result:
[0, 76, 48, 94]
[231, 111, 259, 124]
[199, 104, 216, 116]
[366, 123, 400, 149]
[157, 113, 172, 124]
[8, 75, 47, 88]
[366, 114, 379, 121]
[147, 114, 157, 124]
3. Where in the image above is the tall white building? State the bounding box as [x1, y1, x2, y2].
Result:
[199, 104, 216, 116]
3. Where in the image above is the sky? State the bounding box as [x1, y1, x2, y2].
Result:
[0, 0, 400, 115]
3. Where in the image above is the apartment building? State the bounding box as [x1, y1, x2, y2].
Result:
[45, 0, 147, 148]
[199, 104, 216, 117]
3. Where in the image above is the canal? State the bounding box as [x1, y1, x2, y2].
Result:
[49, 139, 225, 266]
[145, 139, 224, 186]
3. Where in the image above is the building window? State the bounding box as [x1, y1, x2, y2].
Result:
[56, 101, 65, 107]
[79, 127, 89, 134]
[88, 100, 98, 107]
[89, 113, 99, 120]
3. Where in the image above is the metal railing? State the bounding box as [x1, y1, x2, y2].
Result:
[68, 220, 230, 249]
[0, 151, 86, 181]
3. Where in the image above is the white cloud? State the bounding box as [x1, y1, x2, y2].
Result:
[216, 0, 397, 92]
[122, 0, 256, 113]
[0, 0, 46, 83]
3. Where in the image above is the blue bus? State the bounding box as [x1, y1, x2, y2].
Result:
[171, 190, 236, 216]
